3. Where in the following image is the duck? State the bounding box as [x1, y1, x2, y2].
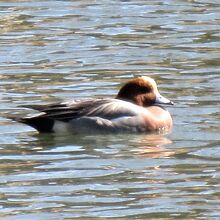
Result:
[9, 76, 173, 134]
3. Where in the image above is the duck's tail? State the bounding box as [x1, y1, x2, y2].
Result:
[8, 115, 55, 133]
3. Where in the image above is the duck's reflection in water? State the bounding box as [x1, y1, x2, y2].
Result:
[25, 131, 174, 159]
[127, 133, 175, 158]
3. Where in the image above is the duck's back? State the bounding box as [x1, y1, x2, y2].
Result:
[13, 98, 149, 134]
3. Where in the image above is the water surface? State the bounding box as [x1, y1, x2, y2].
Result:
[0, 0, 220, 219]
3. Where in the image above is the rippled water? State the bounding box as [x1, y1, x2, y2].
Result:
[0, 0, 220, 219]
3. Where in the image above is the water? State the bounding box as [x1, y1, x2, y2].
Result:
[0, 0, 220, 219]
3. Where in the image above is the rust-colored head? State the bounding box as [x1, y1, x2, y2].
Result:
[116, 76, 173, 107]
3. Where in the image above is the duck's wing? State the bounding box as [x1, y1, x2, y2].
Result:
[11, 98, 150, 133]
[20, 98, 138, 122]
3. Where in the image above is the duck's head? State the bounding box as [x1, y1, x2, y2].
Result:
[116, 76, 173, 107]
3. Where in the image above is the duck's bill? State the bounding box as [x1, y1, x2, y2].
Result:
[155, 94, 174, 105]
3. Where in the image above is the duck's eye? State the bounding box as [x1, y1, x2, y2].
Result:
[140, 86, 151, 93]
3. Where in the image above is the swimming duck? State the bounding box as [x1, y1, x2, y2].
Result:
[10, 76, 173, 134]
